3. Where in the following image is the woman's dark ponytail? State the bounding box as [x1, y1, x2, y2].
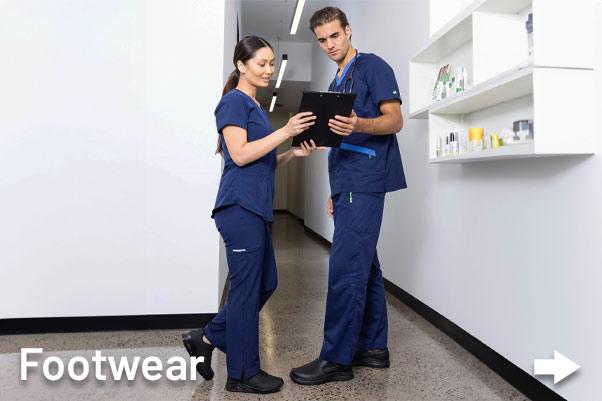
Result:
[216, 35, 273, 155]
[222, 69, 240, 96]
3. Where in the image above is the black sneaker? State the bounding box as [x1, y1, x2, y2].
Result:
[225, 370, 284, 394]
[290, 358, 353, 385]
[181, 328, 214, 380]
[352, 348, 390, 368]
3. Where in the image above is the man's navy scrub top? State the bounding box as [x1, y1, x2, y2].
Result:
[212, 88, 277, 222]
[328, 53, 407, 195]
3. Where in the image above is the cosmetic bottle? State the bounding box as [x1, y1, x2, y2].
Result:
[526, 13, 534, 57]
[468, 127, 484, 152]
[513, 120, 530, 141]
[451, 132, 459, 155]
[459, 131, 468, 154]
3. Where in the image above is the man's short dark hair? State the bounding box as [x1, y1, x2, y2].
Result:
[309, 6, 349, 33]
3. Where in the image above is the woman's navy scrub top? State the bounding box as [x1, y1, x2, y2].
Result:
[328, 53, 407, 195]
[212, 88, 277, 222]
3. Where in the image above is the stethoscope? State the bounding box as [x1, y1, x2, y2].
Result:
[332, 49, 359, 94]
[329, 49, 376, 159]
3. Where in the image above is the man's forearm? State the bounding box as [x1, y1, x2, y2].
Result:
[356, 114, 403, 136]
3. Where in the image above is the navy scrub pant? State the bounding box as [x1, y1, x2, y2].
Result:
[204, 204, 277, 380]
[320, 192, 388, 365]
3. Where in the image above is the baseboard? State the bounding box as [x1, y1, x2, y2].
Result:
[303, 226, 332, 249]
[284, 212, 564, 401]
[0, 313, 216, 335]
[383, 278, 565, 401]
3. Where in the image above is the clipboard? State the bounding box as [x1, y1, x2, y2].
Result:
[291, 91, 356, 148]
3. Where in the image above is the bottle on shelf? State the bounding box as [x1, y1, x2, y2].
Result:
[468, 127, 484, 152]
[526, 13, 534, 57]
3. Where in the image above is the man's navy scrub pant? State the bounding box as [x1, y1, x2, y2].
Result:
[204, 205, 277, 380]
[320, 192, 388, 366]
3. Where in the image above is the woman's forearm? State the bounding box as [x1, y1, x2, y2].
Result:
[227, 127, 291, 167]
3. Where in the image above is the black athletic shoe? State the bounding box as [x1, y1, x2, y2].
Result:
[181, 328, 214, 380]
[225, 370, 284, 394]
[290, 358, 353, 385]
[352, 348, 390, 368]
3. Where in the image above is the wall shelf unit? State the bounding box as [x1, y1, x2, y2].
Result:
[430, 143, 534, 164]
[411, 0, 596, 163]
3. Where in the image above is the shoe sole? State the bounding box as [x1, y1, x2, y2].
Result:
[225, 382, 282, 394]
[352, 358, 390, 369]
[289, 371, 353, 385]
[181, 333, 214, 380]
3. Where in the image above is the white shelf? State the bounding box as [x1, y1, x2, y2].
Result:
[431, 62, 533, 115]
[414, 0, 532, 63]
[478, 0, 532, 14]
[409, 106, 429, 120]
[412, 13, 473, 63]
[429, 143, 535, 163]
[411, 0, 596, 164]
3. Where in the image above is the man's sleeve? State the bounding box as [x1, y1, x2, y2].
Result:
[366, 57, 403, 107]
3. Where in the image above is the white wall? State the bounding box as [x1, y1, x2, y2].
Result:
[287, 157, 306, 220]
[0, 0, 227, 318]
[264, 41, 312, 83]
[218, 0, 243, 305]
[303, 1, 602, 400]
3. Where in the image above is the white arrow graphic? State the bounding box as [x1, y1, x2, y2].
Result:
[534, 351, 580, 384]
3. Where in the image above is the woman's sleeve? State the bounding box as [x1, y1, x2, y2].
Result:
[214, 94, 249, 134]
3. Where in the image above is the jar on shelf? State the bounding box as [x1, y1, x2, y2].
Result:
[469, 127, 484, 152]
[513, 120, 531, 141]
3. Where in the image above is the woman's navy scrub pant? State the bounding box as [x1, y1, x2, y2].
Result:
[203, 205, 277, 380]
[320, 192, 388, 366]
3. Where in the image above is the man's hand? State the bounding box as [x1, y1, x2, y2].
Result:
[326, 197, 334, 218]
[328, 110, 358, 136]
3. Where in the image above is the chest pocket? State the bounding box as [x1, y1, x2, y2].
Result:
[351, 77, 372, 115]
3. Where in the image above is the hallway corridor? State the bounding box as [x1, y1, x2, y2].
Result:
[0, 213, 528, 400]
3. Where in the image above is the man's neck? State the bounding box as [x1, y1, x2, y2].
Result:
[337, 45, 357, 73]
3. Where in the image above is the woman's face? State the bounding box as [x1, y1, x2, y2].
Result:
[240, 46, 275, 88]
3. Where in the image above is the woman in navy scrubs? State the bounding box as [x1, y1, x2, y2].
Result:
[181, 36, 316, 394]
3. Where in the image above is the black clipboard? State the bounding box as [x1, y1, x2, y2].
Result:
[291, 91, 356, 148]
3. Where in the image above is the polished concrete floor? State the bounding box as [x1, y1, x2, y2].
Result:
[0, 213, 529, 400]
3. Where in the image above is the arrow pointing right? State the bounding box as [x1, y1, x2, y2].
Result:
[534, 351, 580, 384]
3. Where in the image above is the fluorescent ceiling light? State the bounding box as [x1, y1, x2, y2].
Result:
[289, 0, 305, 35]
[275, 54, 288, 89]
[269, 92, 277, 112]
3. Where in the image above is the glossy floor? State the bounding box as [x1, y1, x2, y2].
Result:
[0, 213, 528, 400]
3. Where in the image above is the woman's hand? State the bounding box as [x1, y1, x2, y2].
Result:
[285, 112, 317, 137]
[292, 140, 319, 158]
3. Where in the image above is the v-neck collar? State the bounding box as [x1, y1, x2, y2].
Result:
[335, 52, 360, 87]
[234, 88, 262, 108]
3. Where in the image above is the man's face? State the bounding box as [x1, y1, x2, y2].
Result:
[313, 20, 352, 63]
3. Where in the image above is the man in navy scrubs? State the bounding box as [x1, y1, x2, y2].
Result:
[291, 6, 406, 385]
